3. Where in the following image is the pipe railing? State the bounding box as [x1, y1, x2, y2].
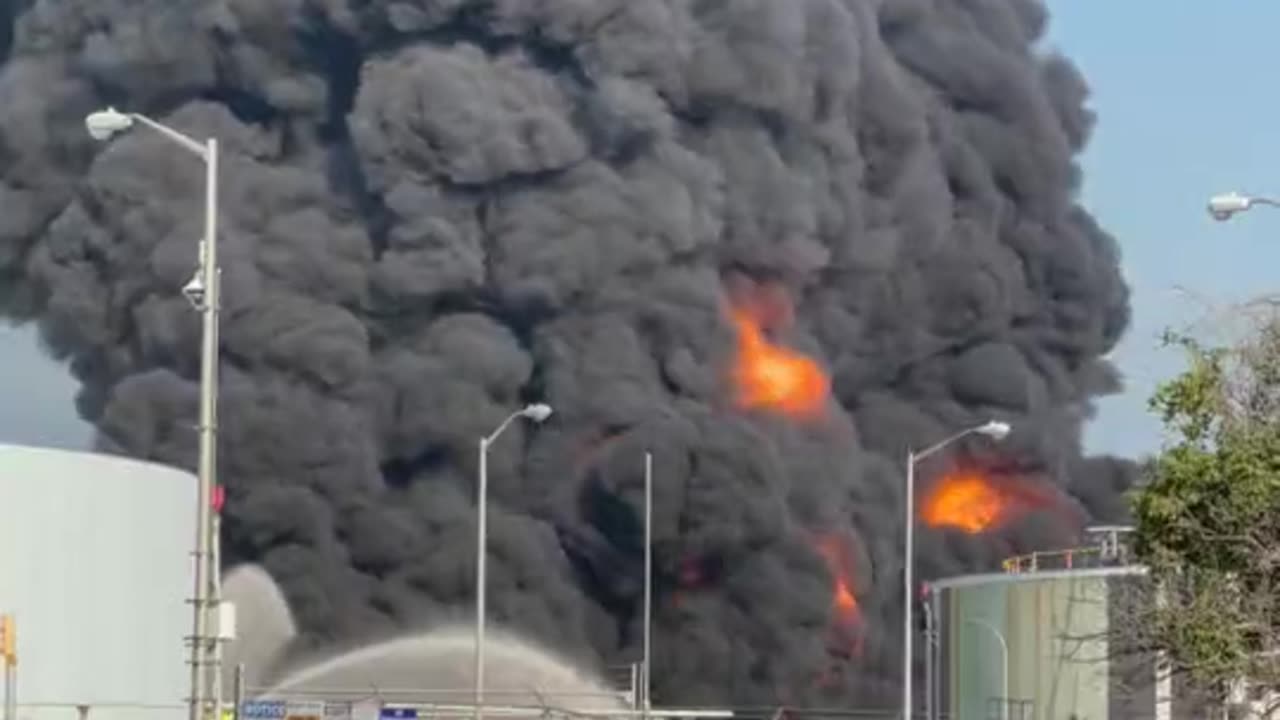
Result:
[1002, 525, 1137, 575]
[1001, 546, 1104, 574]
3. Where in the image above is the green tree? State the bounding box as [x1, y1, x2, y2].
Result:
[1133, 313, 1280, 699]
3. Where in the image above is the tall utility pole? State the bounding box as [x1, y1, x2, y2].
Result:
[191, 135, 222, 720]
[84, 109, 222, 720]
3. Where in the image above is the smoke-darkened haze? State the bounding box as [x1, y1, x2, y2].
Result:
[0, 0, 1134, 708]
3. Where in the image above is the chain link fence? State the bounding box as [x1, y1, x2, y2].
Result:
[4, 698, 983, 720]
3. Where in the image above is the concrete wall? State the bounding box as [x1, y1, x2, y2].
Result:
[941, 571, 1139, 720]
[0, 444, 195, 720]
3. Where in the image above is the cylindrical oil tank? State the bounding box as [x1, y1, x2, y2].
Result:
[929, 565, 1156, 720]
[0, 444, 195, 720]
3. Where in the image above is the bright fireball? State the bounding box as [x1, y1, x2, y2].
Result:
[730, 309, 829, 419]
[921, 471, 1010, 534]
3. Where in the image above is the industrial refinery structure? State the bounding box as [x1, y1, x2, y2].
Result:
[926, 526, 1154, 719]
[919, 525, 1280, 720]
[0, 444, 732, 720]
[924, 526, 1158, 719]
[23, 441, 1279, 719]
[0, 444, 196, 720]
[0, 442, 1172, 720]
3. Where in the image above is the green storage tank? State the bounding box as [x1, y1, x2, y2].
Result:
[927, 534, 1159, 720]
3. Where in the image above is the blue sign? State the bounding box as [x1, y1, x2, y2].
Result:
[379, 709, 418, 720]
[242, 701, 288, 719]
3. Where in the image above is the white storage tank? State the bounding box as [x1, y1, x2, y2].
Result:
[0, 444, 194, 720]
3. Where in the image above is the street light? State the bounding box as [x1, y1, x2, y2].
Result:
[965, 618, 1010, 720]
[475, 402, 553, 720]
[903, 420, 1010, 720]
[86, 107, 221, 720]
[1207, 191, 1280, 221]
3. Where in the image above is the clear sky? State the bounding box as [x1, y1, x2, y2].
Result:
[3, 2, 1280, 459]
[1046, 0, 1280, 457]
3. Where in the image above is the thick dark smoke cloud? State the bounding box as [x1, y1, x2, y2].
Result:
[0, 0, 1134, 708]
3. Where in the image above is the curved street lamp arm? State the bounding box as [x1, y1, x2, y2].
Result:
[484, 409, 526, 446]
[128, 112, 209, 159]
[913, 426, 982, 464]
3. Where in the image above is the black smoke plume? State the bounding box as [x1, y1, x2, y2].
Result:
[0, 0, 1135, 709]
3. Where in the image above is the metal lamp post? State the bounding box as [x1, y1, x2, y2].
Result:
[475, 403, 554, 720]
[903, 419, 1011, 720]
[1207, 191, 1280, 221]
[85, 107, 221, 720]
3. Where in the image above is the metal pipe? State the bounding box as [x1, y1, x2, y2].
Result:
[630, 664, 640, 710]
[643, 452, 654, 717]
[903, 449, 915, 720]
[233, 663, 245, 720]
[931, 589, 943, 720]
[475, 435, 489, 720]
[923, 594, 933, 720]
[965, 618, 1008, 720]
[129, 113, 207, 156]
[210, 510, 223, 718]
[3, 660, 15, 720]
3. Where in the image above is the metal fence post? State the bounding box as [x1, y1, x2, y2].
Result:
[233, 664, 245, 719]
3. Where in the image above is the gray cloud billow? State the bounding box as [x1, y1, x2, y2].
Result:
[0, 0, 1133, 707]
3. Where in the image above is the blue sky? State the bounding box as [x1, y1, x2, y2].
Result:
[1046, 0, 1280, 456]
[4, 2, 1280, 458]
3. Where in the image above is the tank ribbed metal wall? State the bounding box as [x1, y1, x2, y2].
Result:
[932, 566, 1155, 720]
[0, 444, 194, 720]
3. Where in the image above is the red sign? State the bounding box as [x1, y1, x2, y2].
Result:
[212, 485, 225, 513]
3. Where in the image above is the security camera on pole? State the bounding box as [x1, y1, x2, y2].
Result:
[85, 107, 225, 720]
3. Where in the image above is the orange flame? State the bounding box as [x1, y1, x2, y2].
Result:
[730, 308, 829, 419]
[813, 534, 863, 656]
[921, 470, 1008, 533]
